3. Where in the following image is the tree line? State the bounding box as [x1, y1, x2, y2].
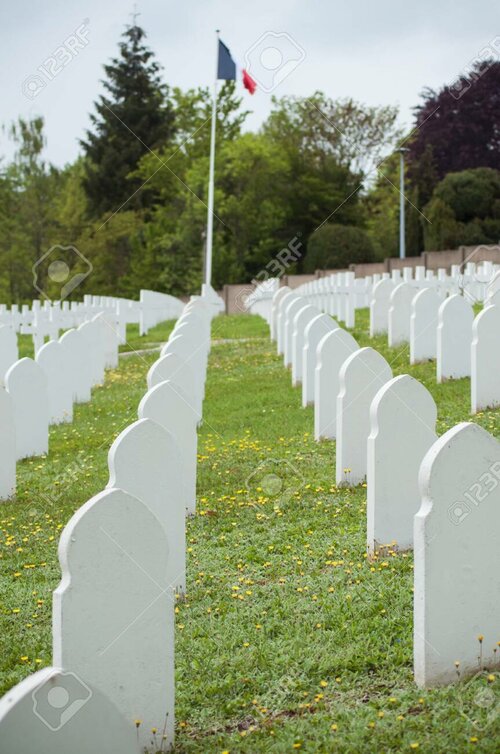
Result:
[1, 22, 499, 303]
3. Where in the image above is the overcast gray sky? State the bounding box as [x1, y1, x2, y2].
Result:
[0, 0, 496, 167]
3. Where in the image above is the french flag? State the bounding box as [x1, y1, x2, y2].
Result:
[217, 38, 257, 94]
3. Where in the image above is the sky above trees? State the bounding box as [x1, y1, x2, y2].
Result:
[1, 0, 497, 166]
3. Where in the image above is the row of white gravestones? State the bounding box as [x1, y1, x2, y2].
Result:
[0, 295, 214, 752]
[0, 313, 120, 500]
[365, 370, 500, 687]
[269, 285, 500, 690]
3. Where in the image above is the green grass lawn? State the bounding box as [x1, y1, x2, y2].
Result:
[1, 312, 499, 753]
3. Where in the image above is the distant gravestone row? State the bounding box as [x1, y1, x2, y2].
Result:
[270, 287, 500, 690]
[0, 312, 121, 499]
[0, 290, 221, 753]
[258, 263, 500, 414]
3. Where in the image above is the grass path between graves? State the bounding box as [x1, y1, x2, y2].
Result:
[1, 311, 499, 753]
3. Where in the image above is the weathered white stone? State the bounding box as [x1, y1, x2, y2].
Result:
[107, 418, 186, 592]
[370, 279, 395, 337]
[174, 319, 210, 361]
[414, 422, 500, 687]
[0, 388, 16, 499]
[487, 289, 500, 308]
[336, 347, 392, 486]
[138, 380, 199, 515]
[53, 488, 174, 748]
[161, 334, 206, 407]
[0, 667, 139, 754]
[367, 375, 437, 552]
[436, 294, 473, 382]
[0, 326, 18, 386]
[388, 283, 415, 347]
[302, 314, 339, 407]
[78, 321, 105, 387]
[276, 292, 297, 355]
[314, 328, 359, 441]
[36, 340, 73, 424]
[148, 353, 197, 410]
[5, 358, 49, 460]
[471, 304, 500, 413]
[291, 305, 319, 386]
[59, 329, 92, 404]
[410, 288, 442, 364]
[485, 270, 500, 302]
[161, 330, 207, 374]
[283, 297, 306, 368]
[271, 286, 290, 341]
[93, 312, 119, 369]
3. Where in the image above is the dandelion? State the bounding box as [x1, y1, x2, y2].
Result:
[331, 724, 338, 731]
[320, 680, 328, 688]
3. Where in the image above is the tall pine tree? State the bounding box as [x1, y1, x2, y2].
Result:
[81, 23, 175, 217]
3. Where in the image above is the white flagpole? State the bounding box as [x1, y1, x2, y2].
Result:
[204, 29, 219, 289]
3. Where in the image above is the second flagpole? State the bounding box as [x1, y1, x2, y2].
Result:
[204, 29, 219, 289]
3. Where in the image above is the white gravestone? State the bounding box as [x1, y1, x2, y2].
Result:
[415, 422, 500, 687]
[291, 305, 319, 386]
[314, 328, 359, 441]
[161, 327, 208, 374]
[471, 304, 500, 413]
[161, 335, 206, 407]
[5, 358, 49, 460]
[107, 418, 186, 593]
[336, 347, 392, 486]
[410, 288, 442, 364]
[276, 292, 297, 355]
[370, 278, 395, 337]
[436, 294, 473, 382]
[0, 325, 18, 386]
[271, 286, 290, 341]
[302, 314, 339, 407]
[59, 329, 92, 404]
[147, 353, 198, 413]
[53, 488, 174, 749]
[93, 312, 119, 369]
[0, 388, 16, 499]
[174, 319, 210, 361]
[138, 380, 199, 515]
[367, 375, 437, 553]
[0, 667, 139, 754]
[388, 283, 415, 347]
[78, 321, 105, 387]
[36, 341, 73, 424]
[283, 297, 306, 368]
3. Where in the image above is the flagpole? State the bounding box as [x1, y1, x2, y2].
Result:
[204, 29, 219, 289]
